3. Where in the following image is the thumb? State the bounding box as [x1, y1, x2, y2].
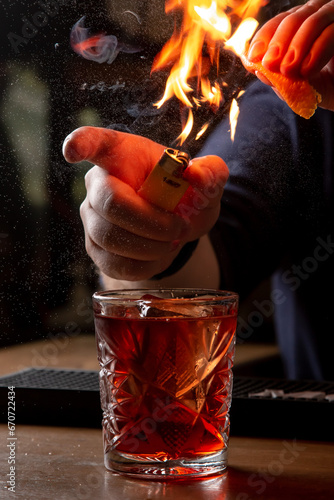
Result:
[62, 126, 164, 188]
[62, 126, 120, 165]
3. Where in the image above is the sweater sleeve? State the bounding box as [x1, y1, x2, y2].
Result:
[199, 81, 325, 299]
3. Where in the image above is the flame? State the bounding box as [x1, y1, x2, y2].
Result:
[200, 80, 223, 108]
[229, 90, 245, 141]
[177, 108, 194, 145]
[195, 122, 210, 140]
[224, 18, 259, 56]
[194, 1, 231, 40]
[153, 0, 264, 143]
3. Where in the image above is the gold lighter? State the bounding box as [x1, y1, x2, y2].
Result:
[138, 148, 190, 212]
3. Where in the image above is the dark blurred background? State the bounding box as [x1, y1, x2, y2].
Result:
[0, 0, 294, 349]
[0, 0, 184, 346]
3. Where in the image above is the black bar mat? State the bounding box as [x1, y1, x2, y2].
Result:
[1, 368, 333, 440]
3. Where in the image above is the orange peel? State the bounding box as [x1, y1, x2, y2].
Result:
[241, 54, 322, 119]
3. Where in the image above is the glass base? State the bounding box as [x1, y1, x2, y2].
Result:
[104, 448, 229, 479]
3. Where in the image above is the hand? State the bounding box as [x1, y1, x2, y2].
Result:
[62, 126, 229, 281]
[247, 0, 334, 111]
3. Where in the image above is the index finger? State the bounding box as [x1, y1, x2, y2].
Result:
[62, 126, 165, 189]
[247, 9, 299, 65]
[281, 1, 334, 77]
[261, 0, 331, 72]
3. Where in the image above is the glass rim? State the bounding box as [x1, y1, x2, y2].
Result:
[92, 288, 239, 305]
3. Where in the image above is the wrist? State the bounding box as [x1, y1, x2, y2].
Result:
[150, 239, 199, 280]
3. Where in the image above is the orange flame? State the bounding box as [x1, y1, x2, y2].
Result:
[229, 90, 245, 141]
[195, 122, 210, 140]
[224, 18, 259, 56]
[177, 108, 194, 144]
[153, 0, 265, 143]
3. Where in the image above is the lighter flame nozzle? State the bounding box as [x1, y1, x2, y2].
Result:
[138, 148, 190, 212]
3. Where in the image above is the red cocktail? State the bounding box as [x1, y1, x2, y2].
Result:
[93, 289, 238, 478]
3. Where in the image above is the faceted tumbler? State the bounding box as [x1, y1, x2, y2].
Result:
[93, 289, 238, 479]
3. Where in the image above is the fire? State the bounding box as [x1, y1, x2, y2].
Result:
[229, 90, 245, 141]
[153, 0, 264, 144]
[194, 1, 231, 39]
[177, 108, 194, 144]
[200, 79, 222, 108]
[195, 122, 210, 140]
[224, 18, 260, 56]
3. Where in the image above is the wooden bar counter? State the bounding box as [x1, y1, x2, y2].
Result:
[0, 336, 333, 499]
[1, 424, 333, 499]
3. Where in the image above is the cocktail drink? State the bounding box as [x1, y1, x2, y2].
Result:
[93, 289, 238, 478]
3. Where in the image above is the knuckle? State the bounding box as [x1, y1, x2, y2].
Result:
[101, 228, 113, 249]
[102, 191, 116, 215]
[105, 256, 154, 281]
[79, 198, 88, 220]
[84, 235, 95, 259]
[319, 1, 334, 13]
[298, 1, 317, 13]
[89, 222, 105, 248]
[85, 237, 160, 281]
[84, 168, 93, 188]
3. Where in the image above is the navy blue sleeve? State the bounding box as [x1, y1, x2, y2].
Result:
[199, 81, 327, 299]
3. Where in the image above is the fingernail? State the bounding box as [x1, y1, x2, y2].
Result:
[282, 47, 296, 68]
[62, 139, 80, 163]
[248, 40, 265, 62]
[301, 52, 312, 74]
[262, 44, 281, 65]
[272, 88, 284, 102]
[63, 135, 92, 163]
[255, 70, 273, 87]
[62, 136, 71, 158]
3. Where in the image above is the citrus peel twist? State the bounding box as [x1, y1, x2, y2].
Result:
[241, 54, 322, 119]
